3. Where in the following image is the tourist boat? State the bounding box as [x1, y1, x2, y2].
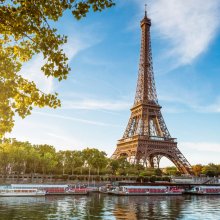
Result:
[99, 184, 115, 194]
[108, 185, 184, 196]
[186, 186, 220, 195]
[65, 187, 89, 195]
[0, 187, 45, 197]
[11, 184, 89, 195]
[11, 184, 68, 195]
[99, 186, 112, 194]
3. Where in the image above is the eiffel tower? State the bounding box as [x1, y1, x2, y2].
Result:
[112, 9, 192, 175]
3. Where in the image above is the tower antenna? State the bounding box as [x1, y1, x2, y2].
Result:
[145, 3, 147, 17]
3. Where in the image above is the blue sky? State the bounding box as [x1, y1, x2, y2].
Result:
[9, 0, 220, 166]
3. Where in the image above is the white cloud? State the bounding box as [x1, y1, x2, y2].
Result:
[160, 93, 220, 113]
[46, 132, 84, 151]
[19, 22, 102, 93]
[178, 142, 220, 165]
[33, 111, 122, 127]
[133, 0, 220, 66]
[160, 92, 199, 107]
[200, 97, 220, 113]
[180, 142, 220, 153]
[62, 28, 102, 62]
[62, 98, 130, 111]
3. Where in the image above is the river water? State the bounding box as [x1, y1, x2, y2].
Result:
[0, 193, 220, 220]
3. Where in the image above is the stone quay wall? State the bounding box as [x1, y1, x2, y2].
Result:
[0, 174, 138, 185]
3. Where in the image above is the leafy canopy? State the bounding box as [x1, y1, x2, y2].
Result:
[0, 0, 115, 138]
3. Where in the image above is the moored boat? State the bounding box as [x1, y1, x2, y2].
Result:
[65, 188, 89, 195]
[0, 187, 45, 197]
[186, 186, 220, 195]
[99, 184, 115, 194]
[11, 184, 89, 195]
[11, 184, 68, 195]
[109, 185, 184, 196]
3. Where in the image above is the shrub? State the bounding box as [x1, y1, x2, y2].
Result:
[150, 175, 156, 183]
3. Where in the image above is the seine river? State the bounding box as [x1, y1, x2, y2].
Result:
[0, 193, 220, 219]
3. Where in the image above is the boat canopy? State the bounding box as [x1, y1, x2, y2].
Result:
[11, 184, 69, 188]
[194, 186, 220, 189]
[121, 185, 167, 189]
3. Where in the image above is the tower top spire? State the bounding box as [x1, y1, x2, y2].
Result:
[141, 3, 151, 26]
[145, 3, 147, 17]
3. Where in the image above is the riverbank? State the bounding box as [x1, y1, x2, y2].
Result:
[0, 174, 146, 184]
[0, 174, 219, 185]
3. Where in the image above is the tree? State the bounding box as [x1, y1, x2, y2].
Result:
[35, 144, 57, 175]
[154, 168, 162, 176]
[82, 148, 97, 175]
[202, 163, 219, 177]
[192, 164, 203, 176]
[0, 141, 11, 175]
[139, 168, 159, 177]
[0, 0, 115, 138]
[0, 138, 28, 175]
[66, 150, 84, 175]
[109, 159, 120, 175]
[91, 150, 108, 175]
[116, 157, 131, 176]
[9, 139, 29, 174]
[26, 145, 41, 175]
[82, 148, 108, 175]
[164, 166, 180, 176]
[57, 150, 67, 175]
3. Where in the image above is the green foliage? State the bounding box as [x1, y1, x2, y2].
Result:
[109, 159, 120, 175]
[192, 164, 203, 176]
[0, 0, 115, 138]
[82, 148, 108, 175]
[163, 166, 181, 176]
[149, 175, 157, 183]
[0, 139, 110, 176]
[136, 175, 171, 183]
[154, 168, 162, 176]
[192, 164, 220, 177]
[162, 176, 171, 182]
[1, 138, 219, 178]
[201, 163, 219, 177]
[139, 168, 159, 177]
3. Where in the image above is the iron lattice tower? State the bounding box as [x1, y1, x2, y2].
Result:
[112, 11, 192, 175]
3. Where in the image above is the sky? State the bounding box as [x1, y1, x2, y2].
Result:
[8, 0, 220, 166]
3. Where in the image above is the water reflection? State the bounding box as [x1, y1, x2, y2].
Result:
[0, 194, 219, 219]
[0, 196, 46, 206]
[110, 195, 184, 220]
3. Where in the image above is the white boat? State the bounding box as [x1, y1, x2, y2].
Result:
[65, 188, 89, 195]
[109, 185, 184, 196]
[11, 184, 68, 194]
[11, 184, 89, 195]
[0, 188, 46, 197]
[187, 186, 220, 195]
